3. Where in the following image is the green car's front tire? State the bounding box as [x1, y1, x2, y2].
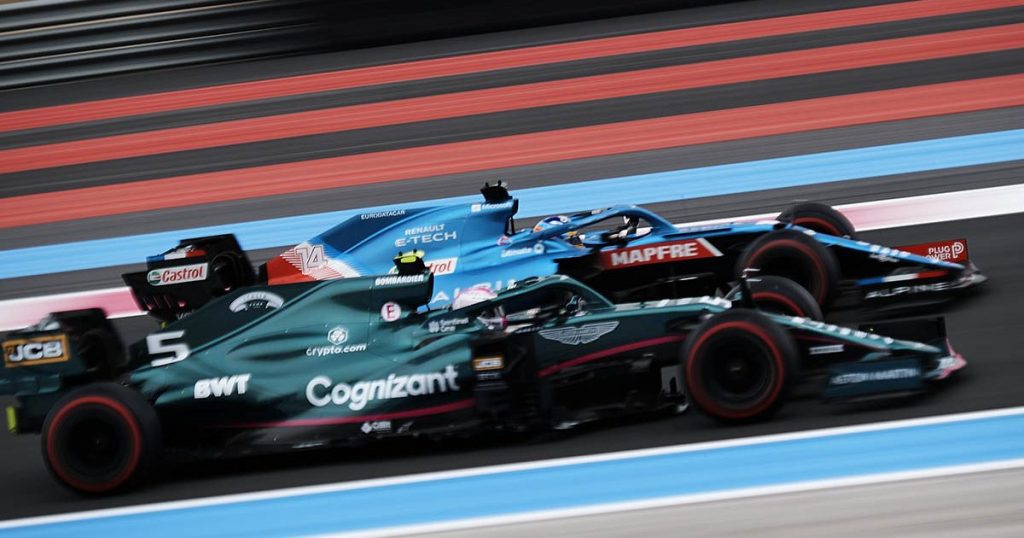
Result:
[683, 309, 798, 423]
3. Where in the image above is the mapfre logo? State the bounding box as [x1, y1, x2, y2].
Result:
[601, 239, 722, 269]
[3, 334, 70, 368]
[147, 263, 208, 286]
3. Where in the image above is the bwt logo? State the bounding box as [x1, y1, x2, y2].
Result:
[194, 374, 251, 399]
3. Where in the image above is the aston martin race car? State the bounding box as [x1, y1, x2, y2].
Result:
[2, 259, 965, 493]
[123, 183, 984, 324]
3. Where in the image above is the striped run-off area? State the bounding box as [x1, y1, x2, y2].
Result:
[1, 0, 1023, 527]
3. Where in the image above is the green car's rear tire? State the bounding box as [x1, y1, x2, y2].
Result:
[726, 275, 824, 321]
[683, 309, 798, 422]
[42, 383, 161, 495]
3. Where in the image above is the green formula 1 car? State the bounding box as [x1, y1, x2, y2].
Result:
[1, 259, 965, 493]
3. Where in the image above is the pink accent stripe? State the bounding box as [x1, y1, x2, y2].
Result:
[538, 335, 686, 378]
[224, 398, 477, 428]
[0, 287, 140, 331]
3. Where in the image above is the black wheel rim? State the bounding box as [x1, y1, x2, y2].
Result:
[756, 253, 814, 295]
[58, 409, 132, 481]
[701, 334, 775, 405]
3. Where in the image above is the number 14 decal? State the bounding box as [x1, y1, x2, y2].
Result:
[295, 245, 325, 274]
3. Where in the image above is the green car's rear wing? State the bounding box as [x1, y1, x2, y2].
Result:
[1, 309, 125, 433]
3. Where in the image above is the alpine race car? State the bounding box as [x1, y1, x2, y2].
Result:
[2, 257, 965, 493]
[123, 183, 984, 324]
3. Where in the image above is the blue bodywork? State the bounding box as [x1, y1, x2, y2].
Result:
[265, 187, 979, 309]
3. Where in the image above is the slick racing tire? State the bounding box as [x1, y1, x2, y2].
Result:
[42, 383, 161, 495]
[683, 309, 798, 422]
[736, 229, 840, 308]
[778, 202, 857, 238]
[725, 275, 824, 320]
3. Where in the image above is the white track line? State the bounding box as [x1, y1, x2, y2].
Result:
[3, 405, 1023, 530]
[2, 183, 1021, 331]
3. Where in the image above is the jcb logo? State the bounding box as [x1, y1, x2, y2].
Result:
[3, 334, 70, 368]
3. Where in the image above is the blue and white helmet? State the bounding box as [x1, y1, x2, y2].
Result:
[532, 215, 570, 233]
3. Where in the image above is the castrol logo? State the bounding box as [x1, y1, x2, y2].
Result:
[147, 263, 208, 286]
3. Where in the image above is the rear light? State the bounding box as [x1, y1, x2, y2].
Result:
[473, 356, 504, 371]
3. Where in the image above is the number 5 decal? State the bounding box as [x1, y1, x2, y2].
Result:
[147, 331, 190, 367]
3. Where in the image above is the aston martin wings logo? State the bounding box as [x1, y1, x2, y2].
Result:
[539, 322, 619, 345]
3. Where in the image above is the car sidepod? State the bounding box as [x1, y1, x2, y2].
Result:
[127, 276, 482, 451]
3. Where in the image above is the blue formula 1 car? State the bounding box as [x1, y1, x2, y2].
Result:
[123, 183, 985, 323]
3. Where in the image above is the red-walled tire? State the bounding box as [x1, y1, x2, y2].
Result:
[41, 383, 161, 495]
[736, 229, 840, 308]
[779, 202, 857, 238]
[683, 309, 798, 422]
[725, 275, 824, 321]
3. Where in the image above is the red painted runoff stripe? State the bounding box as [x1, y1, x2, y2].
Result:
[3, 24, 1019, 175]
[2, 74, 1022, 229]
[0, 0, 1020, 133]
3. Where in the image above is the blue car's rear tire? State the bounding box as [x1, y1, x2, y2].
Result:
[736, 229, 840, 308]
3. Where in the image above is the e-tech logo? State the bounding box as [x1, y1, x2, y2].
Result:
[395, 224, 457, 248]
[306, 365, 461, 410]
[601, 239, 721, 268]
[3, 334, 69, 368]
[147, 263, 208, 286]
[194, 374, 251, 399]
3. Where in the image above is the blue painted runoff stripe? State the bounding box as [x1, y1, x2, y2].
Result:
[2, 129, 1023, 280]
[4, 410, 1024, 537]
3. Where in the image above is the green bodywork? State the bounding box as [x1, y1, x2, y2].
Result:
[2, 274, 955, 445]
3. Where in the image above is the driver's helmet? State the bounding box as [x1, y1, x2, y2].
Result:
[452, 285, 507, 330]
[532, 215, 570, 233]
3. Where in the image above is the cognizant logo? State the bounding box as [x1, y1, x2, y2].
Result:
[306, 365, 461, 410]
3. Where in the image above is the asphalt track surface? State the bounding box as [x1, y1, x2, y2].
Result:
[1, 0, 1023, 523]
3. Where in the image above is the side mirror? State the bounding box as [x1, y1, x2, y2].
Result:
[561, 295, 585, 318]
[736, 267, 759, 309]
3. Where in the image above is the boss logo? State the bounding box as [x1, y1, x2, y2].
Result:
[3, 334, 70, 368]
